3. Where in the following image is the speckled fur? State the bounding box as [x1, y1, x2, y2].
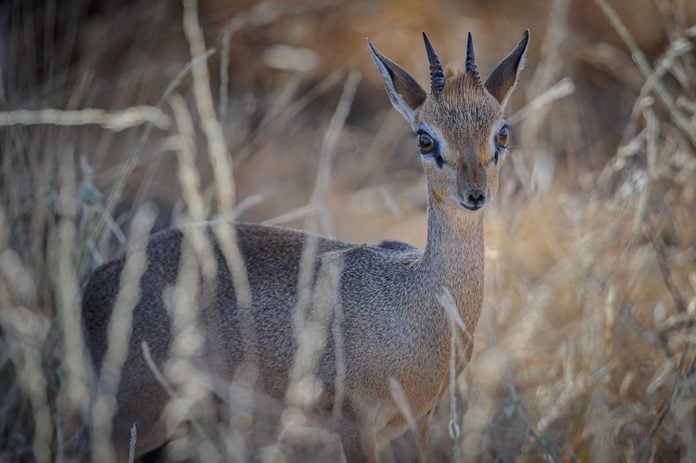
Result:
[82, 32, 529, 462]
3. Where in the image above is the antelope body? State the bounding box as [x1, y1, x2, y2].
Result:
[82, 31, 530, 461]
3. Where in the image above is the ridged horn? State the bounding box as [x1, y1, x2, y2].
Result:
[466, 32, 481, 85]
[422, 32, 445, 97]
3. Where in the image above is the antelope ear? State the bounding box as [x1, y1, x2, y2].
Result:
[485, 30, 530, 109]
[367, 38, 426, 131]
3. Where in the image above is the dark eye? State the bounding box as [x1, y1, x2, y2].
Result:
[418, 133, 436, 154]
[496, 126, 509, 148]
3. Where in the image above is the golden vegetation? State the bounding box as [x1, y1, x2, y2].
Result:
[1, 0, 695, 461]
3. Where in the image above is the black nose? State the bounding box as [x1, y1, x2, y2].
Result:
[465, 189, 486, 208]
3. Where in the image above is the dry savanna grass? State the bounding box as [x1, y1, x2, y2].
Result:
[1, 0, 695, 461]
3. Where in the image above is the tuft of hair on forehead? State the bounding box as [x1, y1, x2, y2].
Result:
[438, 71, 492, 108]
[444, 63, 459, 78]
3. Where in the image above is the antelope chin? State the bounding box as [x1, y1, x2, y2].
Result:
[458, 201, 484, 211]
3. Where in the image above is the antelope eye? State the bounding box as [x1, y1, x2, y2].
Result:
[496, 126, 509, 148]
[418, 133, 436, 154]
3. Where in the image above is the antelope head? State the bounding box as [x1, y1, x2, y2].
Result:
[368, 31, 529, 211]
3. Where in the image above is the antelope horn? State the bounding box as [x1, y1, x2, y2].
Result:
[466, 32, 481, 85]
[422, 32, 445, 97]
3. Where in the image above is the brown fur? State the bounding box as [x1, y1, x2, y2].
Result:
[418, 73, 501, 202]
[82, 32, 529, 461]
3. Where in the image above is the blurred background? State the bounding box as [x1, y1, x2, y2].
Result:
[1, 0, 696, 461]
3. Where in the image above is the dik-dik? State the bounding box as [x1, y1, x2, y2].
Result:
[82, 30, 530, 461]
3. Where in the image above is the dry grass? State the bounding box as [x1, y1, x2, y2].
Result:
[1, 0, 695, 461]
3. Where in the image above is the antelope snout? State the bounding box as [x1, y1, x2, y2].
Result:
[459, 188, 487, 210]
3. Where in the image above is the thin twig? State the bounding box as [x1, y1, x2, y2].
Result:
[449, 318, 462, 463]
[310, 71, 361, 237]
[648, 229, 688, 313]
[234, 71, 343, 167]
[482, 311, 560, 461]
[218, 16, 244, 121]
[635, 348, 690, 461]
[141, 342, 212, 445]
[183, 0, 234, 215]
[81, 48, 216, 276]
[263, 203, 322, 226]
[508, 77, 576, 125]
[594, 0, 696, 148]
[90, 204, 156, 463]
[127, 424, 136, 463]
[0, 107, 170, 131]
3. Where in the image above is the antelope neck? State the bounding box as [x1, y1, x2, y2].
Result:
[418, 195, 485, 323]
